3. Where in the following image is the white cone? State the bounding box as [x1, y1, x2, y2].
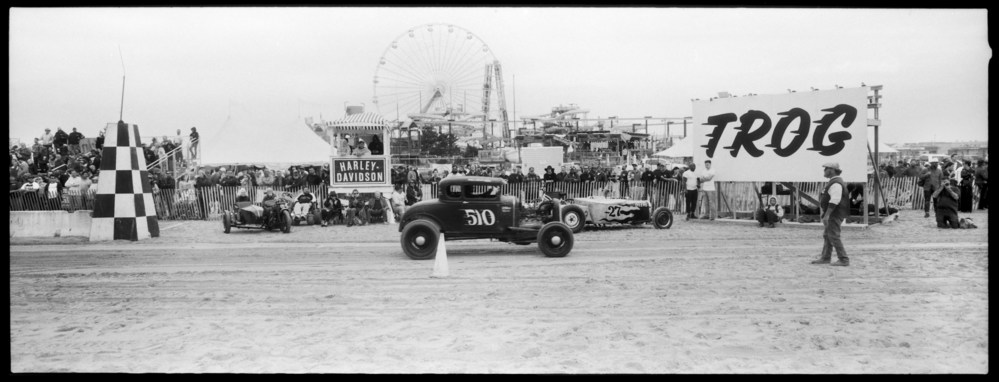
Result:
[432, 233, 449, 278]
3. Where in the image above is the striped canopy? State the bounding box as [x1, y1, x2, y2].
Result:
[329, 112, 389, 130]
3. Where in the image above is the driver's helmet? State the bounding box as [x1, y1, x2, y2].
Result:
[237, 188, 248, 198]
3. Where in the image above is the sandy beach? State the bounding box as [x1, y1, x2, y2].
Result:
[9, 209, 989, 373]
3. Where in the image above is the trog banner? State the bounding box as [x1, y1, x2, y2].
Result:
[692, 87, 869, 182]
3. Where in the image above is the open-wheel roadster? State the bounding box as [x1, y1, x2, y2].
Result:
[222, 199, 292, 234]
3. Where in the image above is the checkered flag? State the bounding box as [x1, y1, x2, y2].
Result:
[89, 121, 160, 241]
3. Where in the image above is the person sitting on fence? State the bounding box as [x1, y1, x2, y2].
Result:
[756, 196, 785, 228]
[322, 190, 345, 227]
[931, 179, 961, 229]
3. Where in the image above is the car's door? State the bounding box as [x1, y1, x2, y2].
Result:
[456, 184, 504, 234]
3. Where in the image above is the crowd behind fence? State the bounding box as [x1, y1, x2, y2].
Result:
[10, 176, 980, 222]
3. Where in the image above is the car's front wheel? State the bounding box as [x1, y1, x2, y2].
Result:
[400, 220, 441, 260]
[537, 222, 573, 258]
[652, 207, 673, 229]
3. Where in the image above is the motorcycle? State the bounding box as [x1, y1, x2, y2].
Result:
[222, 198, 292, 234]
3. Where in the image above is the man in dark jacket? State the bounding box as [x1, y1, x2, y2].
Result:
[974, 160, 987, 210]
[68, 127, 84, 155]
[811, 162, 850, 266]
[53, 128, 69, 150]
[306, 167, 323, 186]
[931, 179, 960, 228]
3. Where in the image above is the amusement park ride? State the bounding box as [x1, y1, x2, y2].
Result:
[372, 23, 511, 142]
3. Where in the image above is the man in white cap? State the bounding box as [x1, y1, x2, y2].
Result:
[811, 162, 850, 266]
[40, 128, 54, 148]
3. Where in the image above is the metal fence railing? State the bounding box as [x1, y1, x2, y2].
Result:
[8, 176, 981, 222]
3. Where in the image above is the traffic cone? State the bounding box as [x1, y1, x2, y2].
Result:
[431, 233, 449, 278]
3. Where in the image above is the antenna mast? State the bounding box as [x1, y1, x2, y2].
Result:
[118, 45, 126, 121]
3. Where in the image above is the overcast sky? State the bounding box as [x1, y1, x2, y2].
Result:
[9, 7, 990, 145]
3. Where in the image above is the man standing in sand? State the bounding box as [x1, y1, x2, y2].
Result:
[812, 162, 850, 267]
[698, 159, 717, 220]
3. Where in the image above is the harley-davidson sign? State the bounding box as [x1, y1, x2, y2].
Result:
[332, 158, 386, 184]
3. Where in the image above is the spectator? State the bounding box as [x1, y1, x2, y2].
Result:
[542, 166, 557, 192]
[699, 159, 717, 220]
[919, 162, 943, 218]
[390, 184, 407, 218]
[682, 163, 699, 221]
[42, 174, 62, 210]
[566, 167, 581, 183]
[95, 130, 105, 150]
[155, 142, 167, 171]
[619, 166, 632, 198]
[345, 189, 369, 227]
[640, 166, 654, 199]
[579, 166, 594, 183]
[405, 181, 422, 207]
[306, 167, 323, 186]
[652, 163, 669, 206]
[368, 191, 389, 224]
[321, 190, 344, 226]
[189, 127, 200, 160]
[756, 196, 784, 228]
[68, 127, 84, 155]
[40, 128, 54, 148]
[368, 135, 384, 155]
[974, 160, 987, 210]
[958, 160, 974, 213]
[526, 167, 540, 183]
[64, 170, 83, 210]
[258, 170, 275, 187]
[53, 127, 69, 151]
[353, 139, 371, 157]
[293, 188, 315, 221]
[79, 171, 94, 209]
[508, 166, 525, 183]
[932, 179, 961, 228]
[555, 166, 567, 182]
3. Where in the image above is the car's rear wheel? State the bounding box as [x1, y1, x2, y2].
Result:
[222, 212, 232, 234]
[281, 211, 292, 233]
[401, 220, 441, 260]
[652, 207, 673, 229]
[560, 205, 586, 233]
[537, 222, 573, 258]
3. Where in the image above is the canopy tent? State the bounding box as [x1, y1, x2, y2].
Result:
[652, 135, 694, 158]
[199, 114, 332, 168]
[328, 112, 389, 130]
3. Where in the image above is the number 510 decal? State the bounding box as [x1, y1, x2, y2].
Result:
[462, 209, 496, 226]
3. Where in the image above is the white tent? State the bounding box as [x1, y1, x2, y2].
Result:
[199, 114, 332, 168]
[653, 136, 694, 158]
[875, 141, 898, 153]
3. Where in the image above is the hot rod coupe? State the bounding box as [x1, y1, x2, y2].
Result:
[397, 176, 576, 259]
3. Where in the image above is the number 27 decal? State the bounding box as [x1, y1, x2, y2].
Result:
[462, 209, 496, 226]
[606, 206, 622, 217]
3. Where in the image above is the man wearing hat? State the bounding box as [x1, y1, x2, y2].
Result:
[812, 162, 850, 266]
[40, 128, 54, 149]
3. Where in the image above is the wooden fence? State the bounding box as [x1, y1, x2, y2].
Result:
[8, 176, 980, 221]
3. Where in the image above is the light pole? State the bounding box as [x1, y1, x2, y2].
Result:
[644, 116, 651, 135]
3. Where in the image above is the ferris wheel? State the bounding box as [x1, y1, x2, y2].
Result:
[372, 23, 507, 129]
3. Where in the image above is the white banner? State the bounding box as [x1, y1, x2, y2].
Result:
[692, 87, 869, 182]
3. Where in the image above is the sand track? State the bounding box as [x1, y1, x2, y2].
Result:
[10, 209, 989, 373]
